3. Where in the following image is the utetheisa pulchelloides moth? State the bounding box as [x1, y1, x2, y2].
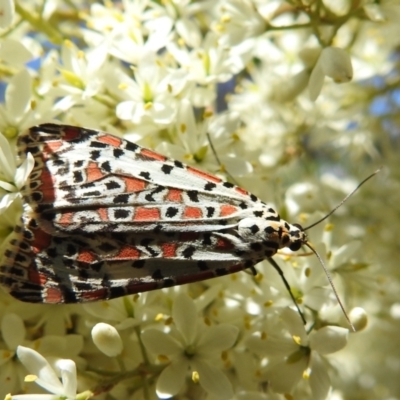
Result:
[0, 124, 377, 325]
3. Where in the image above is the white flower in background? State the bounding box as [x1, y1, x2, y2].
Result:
[84, 1, 173, 65]
[0, 0, 14, 29]
[115, 55, 187, 126]
[168, 32, 245, 86]
[213, 0, 266, 45]
[58, 40, 107, 101]
[308, 47, 353, 101]
[247, 308, 348, 399]
[141, 292, 239, 399]
[0, 131, 34, 212]
[12, 346, 81, 400]
[0, 39, 32, 68]
[0, 314, 29, 395]
[0, 69, 34, 138]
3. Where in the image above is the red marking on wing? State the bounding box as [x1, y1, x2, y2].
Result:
[134, 207, 161, 221]
[216, 237, 234, 250]
[31, 229, 52, 254]
[166, 188, 182, 202]
[220, 205, 238, 217]
[77, 250, 97, 264]
[63, 126, 81, 141]
[98, 135, 122, 147]
[161, 243, 177, 258]
[81, 288, 108, 301]
[98, 208, 108, 221]
[45, 287, 64, 303]
[183, 206, 202, 219]
[58, 212, 74, 226]
[43, 140, 63, 154]
[123, 176, 146, 192]
[39, 169, 56, 202]
[140, 148, 167, 162]
[115, 246, 140, 259]
[186, 166, 222, 183]
[27, 265, 47, 286]
[86, 162, 105, 182]
[235, 187, 248, 196]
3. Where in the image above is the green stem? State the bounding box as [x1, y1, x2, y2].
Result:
[15, 3, 64, 45]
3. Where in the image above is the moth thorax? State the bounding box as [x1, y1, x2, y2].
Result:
[237, 218, 287, 247]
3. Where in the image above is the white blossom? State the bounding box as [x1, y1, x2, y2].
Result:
[0, 131, 34, 212]
[13, 346, 78, 400]
[141, 292, 239, 399]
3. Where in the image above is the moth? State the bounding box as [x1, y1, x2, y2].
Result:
[0, 124, 374, 312]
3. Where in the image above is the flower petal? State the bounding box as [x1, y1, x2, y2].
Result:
[2, 313, 25, 350]
[319, 47, 353, 83]
[14, 152, 35, 189]
[309, 326, 348, 354]
[5, 69, 32, 123]
[141, 329, 182, 357]
[156, 360, 188, 398]
[196, 324, 239, 353]
[0, 0, 14, 29]
[55, 359, 77, 398]
[309, 353, 331, 400]
[172, 293, 198, 345]
[16, 346, 63, 394]
[0, 132, 16, 181]
[192, 359, 234, 400]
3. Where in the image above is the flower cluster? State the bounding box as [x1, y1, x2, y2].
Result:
[0, 0, 399, 399]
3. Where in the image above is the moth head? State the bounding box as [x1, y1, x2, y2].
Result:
[237, 218, 307, 252]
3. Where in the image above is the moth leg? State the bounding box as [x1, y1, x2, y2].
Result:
[267, 258, 307, 325]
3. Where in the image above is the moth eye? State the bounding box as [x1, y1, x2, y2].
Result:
[289, 240, 302, 251]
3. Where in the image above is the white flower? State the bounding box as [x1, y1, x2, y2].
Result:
[58, 39, 107, 101]
[247, 308, 348, 399]
[115, 55, 186, 126]
[92, 323, 123, 357]
[0, 131, 34, 212]
[141, 292, 239, 399]
[308, 47, 353, 101]
[0, 0, 14, 29]
[12, 346, 79, 400]
[0, 69, 33, 138]
[0, 39, 32, 68]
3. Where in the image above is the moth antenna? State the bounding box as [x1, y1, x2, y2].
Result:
[206, 132, 239, 185]
[304, 242, 356, 332]
[303, 168, 381, 231]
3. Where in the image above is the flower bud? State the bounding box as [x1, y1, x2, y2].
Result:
[309, 46, 353, 101]
[91, 323, 123, 357]
[349, 307, 368, 332]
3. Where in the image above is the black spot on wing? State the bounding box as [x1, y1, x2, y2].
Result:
[187, 190, 199, 202]
[161, 164, 174, 174]
[204, 182, 217, 191]
[106, 180, 121, 190]
[125, 141, 139, 152]
[113, 194, 130, 204]
[139, 171, 151, 180]
[166, 207, 179, 218]
[113, 148, 124, 158]
[90, 150, 101, 160]
[174, 160, 184, 168]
